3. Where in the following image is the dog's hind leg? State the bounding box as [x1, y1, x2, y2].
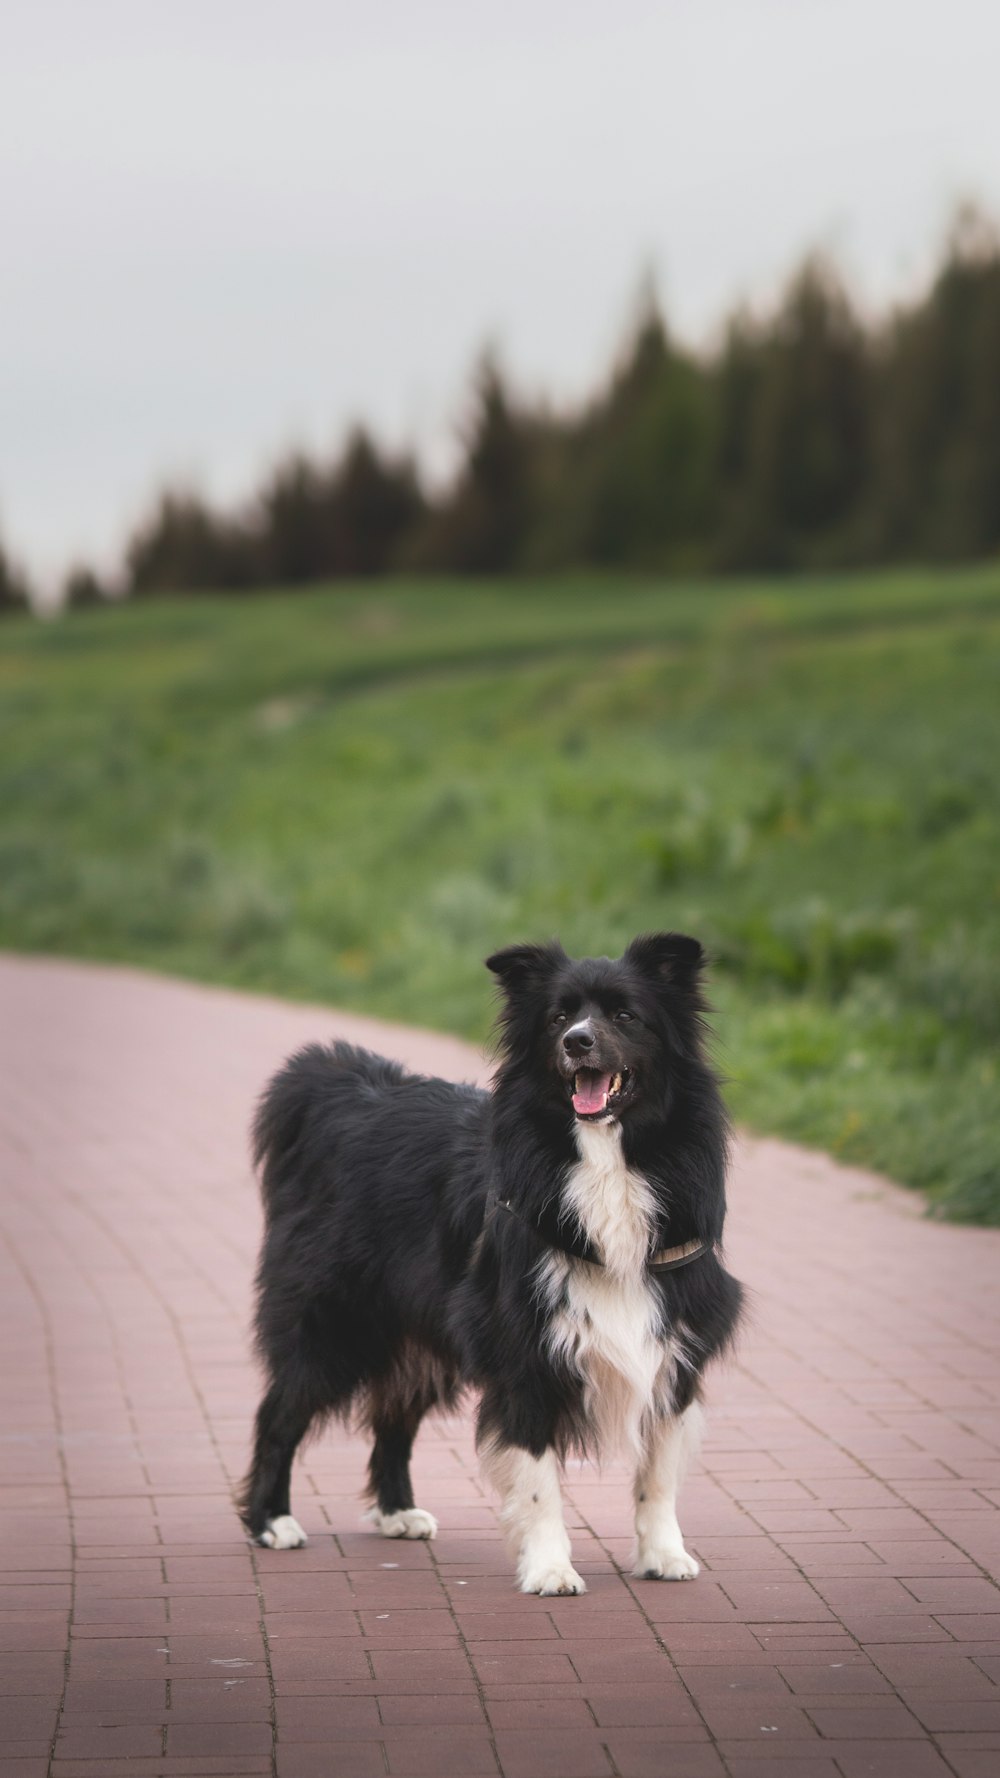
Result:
[365, 1360, 445, 1540]
[633, 1401, 703, 1580]
[239, 1382, 320, 1549]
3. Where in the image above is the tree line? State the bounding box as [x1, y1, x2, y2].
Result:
[4, 208, 1000, 613]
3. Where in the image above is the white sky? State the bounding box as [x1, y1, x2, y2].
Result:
[3, 0, 1000, 586]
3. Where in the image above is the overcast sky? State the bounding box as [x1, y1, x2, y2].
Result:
[3, 0, 999, 586]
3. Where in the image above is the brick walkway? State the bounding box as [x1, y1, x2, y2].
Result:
[1, 956, 999, 1778]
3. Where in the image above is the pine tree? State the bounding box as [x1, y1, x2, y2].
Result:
[414, 355, 533, 572]
[735, 259, 872, 566]
[126, 490, 256, 593]
[0, 527, 31, 615]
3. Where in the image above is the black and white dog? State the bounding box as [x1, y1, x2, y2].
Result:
[240, 933, 743, 1594]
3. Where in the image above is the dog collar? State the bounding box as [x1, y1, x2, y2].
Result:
[484, 1190, 712, 1274]
[647, 1235, 713, 1272]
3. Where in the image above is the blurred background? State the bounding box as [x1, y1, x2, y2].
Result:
[1, 2, 998, 1220]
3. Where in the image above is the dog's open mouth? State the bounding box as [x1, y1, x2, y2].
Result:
[571, 1068, 633, 1119]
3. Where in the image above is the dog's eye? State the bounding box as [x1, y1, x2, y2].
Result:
[613, 1009, 633, 1023]
[549, 1012, 567, 1030]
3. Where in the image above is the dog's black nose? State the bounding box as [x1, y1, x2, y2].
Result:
[563, 1023, 596, 1058]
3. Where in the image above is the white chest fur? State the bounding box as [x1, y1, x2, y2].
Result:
[540, 1122, 677, 1461]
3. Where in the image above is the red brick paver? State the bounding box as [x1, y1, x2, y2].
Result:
[1, 954, 998, 1778]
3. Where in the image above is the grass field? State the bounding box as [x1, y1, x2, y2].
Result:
[2, 570, 998, 1222]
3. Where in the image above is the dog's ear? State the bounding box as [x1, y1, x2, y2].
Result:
[485, 940, 567, 994]
[624, 931, 705, 992]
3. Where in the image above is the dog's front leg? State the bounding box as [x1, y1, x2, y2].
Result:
[633, 1403, 702, 1580]
[482, 1441, 585, 1595]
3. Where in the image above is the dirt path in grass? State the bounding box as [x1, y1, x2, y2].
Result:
[2, 953, 998, 1778]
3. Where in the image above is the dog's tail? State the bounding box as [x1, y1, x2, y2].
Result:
[251, 1039, 408, 1215]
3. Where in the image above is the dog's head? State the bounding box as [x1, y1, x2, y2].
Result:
[486, 932, 708, 1126]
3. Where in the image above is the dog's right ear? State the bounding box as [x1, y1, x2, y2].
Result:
[485, 940, 567, 995]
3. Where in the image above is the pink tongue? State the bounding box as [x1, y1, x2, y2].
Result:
[572, 1071, 613, 1116]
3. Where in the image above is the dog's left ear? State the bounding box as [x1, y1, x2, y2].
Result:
[624, 931, 705, 992]
[485, 940, 568, 995]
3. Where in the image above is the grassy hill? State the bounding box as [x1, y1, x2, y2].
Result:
[2, 569, 998, 1221]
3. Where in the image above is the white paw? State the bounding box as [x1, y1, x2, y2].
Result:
[520, 1563, 586, 1596]
[257, 1514, 307, 1549]
[635, 1545, 699, 1581]
[370, 1507, 438, 1540]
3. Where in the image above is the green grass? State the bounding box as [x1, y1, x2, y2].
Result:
[2, 569, 999, 1222]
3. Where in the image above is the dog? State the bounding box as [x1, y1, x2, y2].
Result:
[239, 932, 743, 1594]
